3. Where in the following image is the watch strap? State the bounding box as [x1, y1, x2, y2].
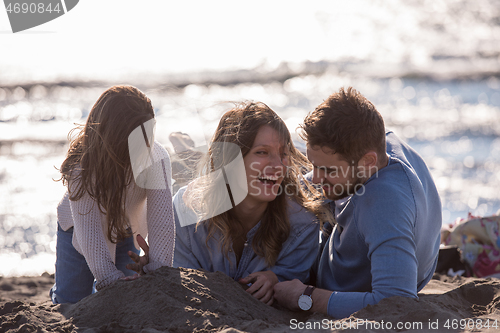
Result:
[303, 285, 315, 297]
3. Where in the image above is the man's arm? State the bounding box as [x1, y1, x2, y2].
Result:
[274, 189, 419, 318]
[274, 230, 418, 319]
[273, 279, 332, 314]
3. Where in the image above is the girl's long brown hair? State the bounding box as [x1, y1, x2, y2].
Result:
[186, 101, 332, 266]
[60, 85, 155, 243]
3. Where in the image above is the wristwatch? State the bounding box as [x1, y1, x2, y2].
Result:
[298, 285, 315, 311]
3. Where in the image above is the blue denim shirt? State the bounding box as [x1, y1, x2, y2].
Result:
[173, 186, 320, 282]
[314, 132, 442, 318]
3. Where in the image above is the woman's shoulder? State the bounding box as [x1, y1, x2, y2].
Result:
[172, 185, 203, 229]
[66, 166, 84, 192]
[173, 185, 187, 207]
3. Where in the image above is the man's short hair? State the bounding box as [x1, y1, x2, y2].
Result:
[300, 87, 386, 164]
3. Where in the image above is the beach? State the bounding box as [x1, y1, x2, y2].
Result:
[2, 0, 500, 278]
[1, 267, 500, 332]
[2, 1, 500, 332]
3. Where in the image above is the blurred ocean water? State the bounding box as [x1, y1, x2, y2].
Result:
[1, 0, 500, 276]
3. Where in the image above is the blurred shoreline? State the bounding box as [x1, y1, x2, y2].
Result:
[2, 0, 500, 277]
[2, 69, 500, 277]
[2, 58, 500, 92]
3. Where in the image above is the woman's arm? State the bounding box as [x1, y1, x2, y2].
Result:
[239, 270, 279, 305]
[142, 143, 176, 273]
[69, 187, 124, 290]
[172, 204, 203, 270]
[270, 217, 320, 283]
[239, 209, 320, 305]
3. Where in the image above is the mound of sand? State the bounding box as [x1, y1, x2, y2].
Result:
[351, 277, 500, 332]
[62, 266, 309, 332]
[2, 267, 500, 332]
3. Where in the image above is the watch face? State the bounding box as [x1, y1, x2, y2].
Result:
[298, 295, 312, 311]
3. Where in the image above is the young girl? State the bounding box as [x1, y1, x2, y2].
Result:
[50, 85, 175, 304]
[173, 101, 331, 305]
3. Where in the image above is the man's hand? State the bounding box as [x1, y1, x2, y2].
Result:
[274, 279, 332, 314]
[123, 234, 150, 279]
[239, 270, 279, 305]
[273, 279, 306, 311]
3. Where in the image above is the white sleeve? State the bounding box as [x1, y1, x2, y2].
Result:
[68, 179, 124, 290]
[142, 142, 176, 273]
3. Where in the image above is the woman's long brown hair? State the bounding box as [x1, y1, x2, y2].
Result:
[186, 101, 332, 267]
[60, 85, 154, 243]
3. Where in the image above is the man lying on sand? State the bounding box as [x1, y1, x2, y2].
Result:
[273, 87, 442, 318]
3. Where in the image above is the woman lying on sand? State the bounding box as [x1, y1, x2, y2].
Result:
[172, 101, 331, 305]
[50, 85, 175, 304]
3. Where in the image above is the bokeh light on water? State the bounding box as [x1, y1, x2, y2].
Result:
[1, 0, 500, 276]
[1, 74, 499, 277]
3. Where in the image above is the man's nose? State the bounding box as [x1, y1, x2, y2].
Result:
[311, 169, 324, 184]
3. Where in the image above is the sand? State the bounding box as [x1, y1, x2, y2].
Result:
[1, 267, 500, 333]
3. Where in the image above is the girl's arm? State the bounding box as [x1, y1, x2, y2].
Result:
[142, 142, 176, 273]
[69, 184, 124, 290]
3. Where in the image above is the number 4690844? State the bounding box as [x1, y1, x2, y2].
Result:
[6, 2, 61, 14]
[444, 319, 498, 330]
